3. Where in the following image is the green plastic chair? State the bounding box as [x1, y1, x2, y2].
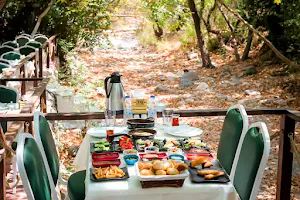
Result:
[26, 41, 42, 48]
[34, 36, 48, 45]
[0, 85, 18, 132]
[34, 112, 86, 200]
[232, 122, 270, 200]
[2, 41, 19, 48]
[16, 133, 59, 200]
[19, 45, 36, 56]
[217, 104, 249, 176]
[0, 46, 14, 56]
[1, 51, 21, 60]
[0, 63, 10, 73]
[16, 36, 30, 47]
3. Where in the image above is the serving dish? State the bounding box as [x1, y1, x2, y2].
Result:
[135, 138, 164, 152]
[163, 125, 203, 137]
[92, 159, 121, 168]
[87, 127, 126, 138]
[90, 140, 113, 153]
[139, 152, 168, 161]
[186, 159, 230, 183]
[127, 119, 155, 129]
[183, 137, 207, 149]
[135, 160, 189, 188]
[128, 128, 156, 139]
[90, 167, 129, 181]
[112, 136, 134, 152]
[91, 152, 119, 160]
[123, 149, 138, 156]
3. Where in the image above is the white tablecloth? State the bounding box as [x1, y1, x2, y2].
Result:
[74, 126, 238, 200]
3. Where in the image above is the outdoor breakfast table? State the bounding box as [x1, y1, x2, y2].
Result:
[74, 126, 238, 200]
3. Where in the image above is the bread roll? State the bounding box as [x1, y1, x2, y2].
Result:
[197, 169, 220, 176]
[166, 168, 179, 175]
[140, 169, 154, 176]
[190, 157, 207, 167]
[177, 163, 188, 171]
[153, 161, 164, 170]
[155, 170, 167, 175]
[203, 161, 214, 168]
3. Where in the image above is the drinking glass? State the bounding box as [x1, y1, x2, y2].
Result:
[104, 110, 116, 127]
[106, 127, 115, 142]
[163, 108, 173, 126]
[172, 114, 180, 126]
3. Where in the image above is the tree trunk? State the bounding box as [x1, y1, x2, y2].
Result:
[188, 0, 214, 68]
[31, 0, 54, 36]
[217, 4, 240, 62]
[242, 29, 253, 61]
[153, 21, 163, 40]
[216, 0, 300, 69]
[0, 0, 6, 11]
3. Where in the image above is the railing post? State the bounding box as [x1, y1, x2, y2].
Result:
[0, 150, 6, 200]
[39, 48, 43, 79]
[276, 115, 295, 200]
[47, 44, 50, 69]
[20, 65, 25, 96]
[34, 54, 38, 87]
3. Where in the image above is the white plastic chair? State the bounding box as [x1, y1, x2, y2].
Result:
[231, 122, 270, 200]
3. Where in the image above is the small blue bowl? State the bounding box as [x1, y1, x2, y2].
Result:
[124, 154, 139, 165]
[168, 154, 185, 161]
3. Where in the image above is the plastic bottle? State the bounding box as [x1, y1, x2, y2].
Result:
[123, 96, 133, 124]
[148, 95, 157, 122]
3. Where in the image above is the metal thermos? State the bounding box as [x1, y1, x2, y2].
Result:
[104, 72, 125, 112]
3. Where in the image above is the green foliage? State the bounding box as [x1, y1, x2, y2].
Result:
[140, 0, 190, 35]
[0, 0, 113, 57]
[207, 36, 220, 51]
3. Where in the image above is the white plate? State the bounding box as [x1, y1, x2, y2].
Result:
[87, 127, 126, 138]
[163, 125, 203, 137]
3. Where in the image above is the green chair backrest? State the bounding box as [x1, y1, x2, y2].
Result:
[26, 41, 42, 48]
[19, 45, 36, 56]
[0, 86, 17, 132]
[35, 36, 48, 45]
[1, 52, 21, 60]
[2, 41, 19, 48]
[0, 46, 14, 56]
[233, 123, 270, 200]
[217, 105, 248, 175]
[0, 63, 10, 73]
[16, 36, 30, 47]
[19, 135, 52, 200]
[38, 114, 60, 185]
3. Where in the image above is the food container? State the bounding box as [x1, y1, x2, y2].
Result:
[144, 146, 159, 153]
[167, 147, 183, 155]
[185, 153, 214, 161]
[91, 152, 119, 160]
[123, 149, 138, 156]
[139, 152, 168, 161]
[129, 128, 156, 139]
[127, 119, 155, 129]
[135, 161, 189, 188]
[168, 154, 185, 161]
[92, 159, 121, 168]
[124, 154, 139, 165]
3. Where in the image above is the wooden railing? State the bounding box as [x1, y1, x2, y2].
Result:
[0, 35, 56, 96]
[0, 108, 299, 199]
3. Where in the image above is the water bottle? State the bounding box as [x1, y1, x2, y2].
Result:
[148, 95, 157, 122]
[123, 96, 133, 124]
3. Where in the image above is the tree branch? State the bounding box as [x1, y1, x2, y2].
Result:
[0, 0, 6, 11]
[31, 0, 54, 36]
[216, 0, 300, 68]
